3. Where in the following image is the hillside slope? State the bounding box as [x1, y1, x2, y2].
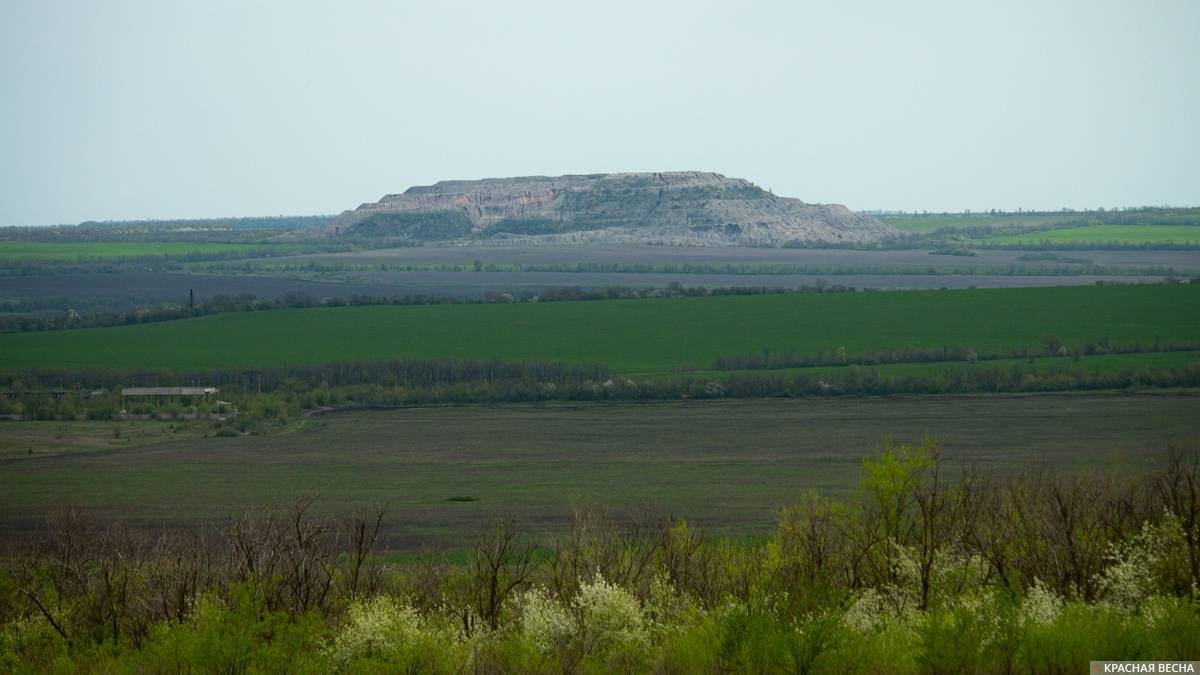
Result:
[322, 172, 895, 246]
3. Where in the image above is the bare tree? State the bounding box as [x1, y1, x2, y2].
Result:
[469, 519, 536, 632]
[143, 529, 221, 626]
[546, 502, 668, 600]
[1154, 446, 1200, 588]
[278, 494, 336, 616]
[657, 519, 721, 607]
[225, 507, 287, 591]
[339, 502, 389, 600]
[774, 491, 857, 606]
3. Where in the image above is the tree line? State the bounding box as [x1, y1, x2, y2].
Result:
[3, 354, 1198, 425]
[200, 257, 1189, 278]
[0, 245, 349, 278]
[0, 215, 332, 240]
[712, 336, 1200, 371]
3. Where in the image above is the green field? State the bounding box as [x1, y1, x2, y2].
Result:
[2, 394, 1196, 548]
[981, 224, 1200, 245]
[0, 241, 309, 260]
[0, 284, 1197, 374]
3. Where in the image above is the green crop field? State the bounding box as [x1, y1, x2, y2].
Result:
[2, 394, 1196, 549]
[1, 284, 1197, 374]
[0, 241, 310, 260]
[981, 224, 1200, 245]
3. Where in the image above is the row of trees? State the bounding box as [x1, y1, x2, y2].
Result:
[0, 358, 612, 395]
[0, 246, 351, 279]
[0, 215, 331, 240]
[712, 336, 1200, 371]
[204, 256, 1189, 277]
[3, 356, 1199, 423]
[2, 442, 1198, 671]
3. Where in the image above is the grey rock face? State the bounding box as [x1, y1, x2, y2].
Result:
[324, 172, 896, 246]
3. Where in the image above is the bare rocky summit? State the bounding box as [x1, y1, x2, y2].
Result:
[323, 172, 896, 246]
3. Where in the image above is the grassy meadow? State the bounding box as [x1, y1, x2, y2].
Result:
[1, 283, 1196, 374]
[0, 419, 210, 459]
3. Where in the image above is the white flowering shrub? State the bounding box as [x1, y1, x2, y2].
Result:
[884, 540, 991, 613]
[1020, 579, 1064, 627]
[836, 543, 916, 625]
[325, 596, 464, 670]
[327, 597, 418, 664]
[953, 590, 1003, 640]
[833, 595, 921, 674]
[516, 574, 649, 667]
[517, 586, 573, 654]
[574, 573, 650, 657]
[1095, 517, 1183, 613]
[843, 587, 919, 635]
[843, 588, 887, 633]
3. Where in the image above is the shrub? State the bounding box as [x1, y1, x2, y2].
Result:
[0, 615, 68, 674]
[136, 583, 327, 673]
[514, 574, 650, 671]
[574, 573, 649, 662]
[1095, 516, 1184, 612]
[325, 595, 467, 671]
[915, 593, 1000, 674]
[1142, 594, 1200, 660]
[716, 603, 794, 673]
[517, 587, 573, 655]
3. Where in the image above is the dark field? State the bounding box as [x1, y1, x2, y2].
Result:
[249, 243, 1200, 271]
[4, 244, 1195, 314]
[2, 394, 1196, 551]
[0, 271, 431, 312]
[338, 269, 1168, 292]
[0, 270, 1172, 315]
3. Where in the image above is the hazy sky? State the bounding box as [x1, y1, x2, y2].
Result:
[2, 0, 1197, 226]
